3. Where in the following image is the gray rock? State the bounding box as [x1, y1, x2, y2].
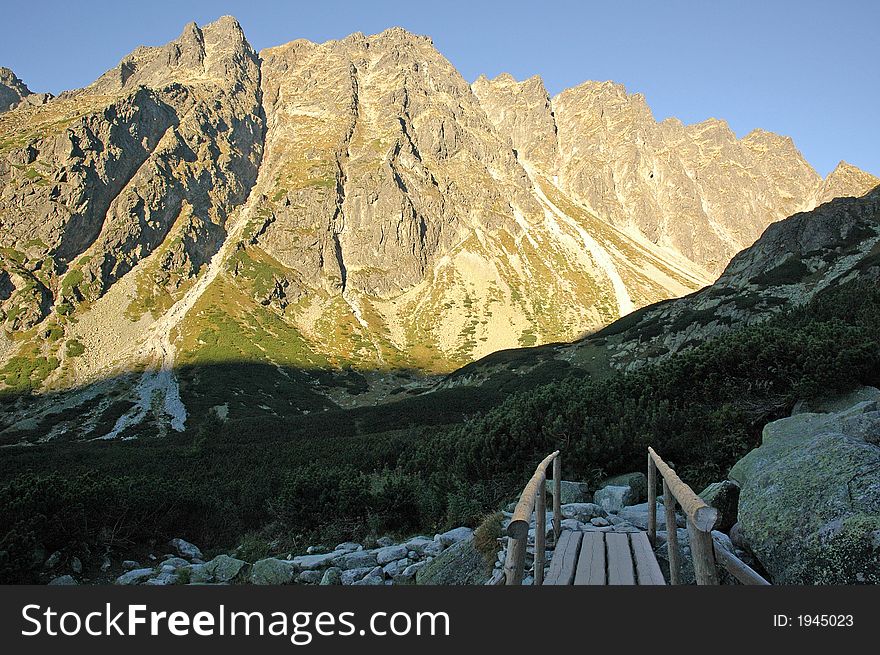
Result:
[415, 537, 492, 585]
[292, 552, 338, 570]
[375, 544, 409, 565]
[334, 550, 378, 570]
[204, 554, 249, 583]
[169, 538, 203, 561]
[249, 558, 298, 585]
[792, 386, 880, 415]
[560, 503, 606, 522]
[698, 481, 740, 532]
[619, 503, 677, 530]
[352, 574, 385, 586]
[115, 568, 155, 585]
[340, 566, 374, 585]
[560, 518, 588, 531]
[594, 485, 634, 513]
[403, 536, 434, 555]
[401, 561, 427, 578]
[423, 541, 445, 557]
[319, 567, 343, 586]
[590, 517, 610, 527]
[599, 472, 648, 504]
[161, 556, 191, 568]
[187, 563, 213, 584]
[729, 398, 880, 584]
[306, 545, 327, 555]
[436, 527, 474, 547]
[69, 556, 83, 574]
[122, 560, 141, 571]
[729, 522, 748, 551]
[48, 575, 77, 586]
[376, 536, 395, 547]
[296, 570, 323, 584]
[334, 542, 363, 553]
[544, 480, 592, 504]
[43, 551, 61, 570]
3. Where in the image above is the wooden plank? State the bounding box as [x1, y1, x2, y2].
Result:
[631, 531, 666, 585]
[544, 530, 582, 585]
[606, 532, 635, 585]
[573, 531, 606, 585]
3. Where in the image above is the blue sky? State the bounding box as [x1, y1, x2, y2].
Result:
[2, 0, 877, 176]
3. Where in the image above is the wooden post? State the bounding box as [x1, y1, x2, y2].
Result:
[504, 535, 526, 586]
[648, 448, 718, 532]
[552, 455, 562, 544]
[687, 518, 719, 585]
[647, 452, 657, 546]
[535, 482, 546, 585]
[663, 480, 680, 585]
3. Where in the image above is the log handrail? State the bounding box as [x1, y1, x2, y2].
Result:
[712, 536, 770, 585]
[648, 447, 718, 531]
[503, 450, 561, 585]
[648, 446, 770, 586]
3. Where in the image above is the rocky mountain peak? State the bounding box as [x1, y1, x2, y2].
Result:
[0, 67, 33, 113]
[86, 15, 257, 95]
[815, 160, 880, 205]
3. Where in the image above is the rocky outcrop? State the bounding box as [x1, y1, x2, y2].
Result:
[474, 74, 878, 278]
[414, 536, 492, 585]
[815, 161, 879, 206]
[0, 16, 264, 335]
[0, 68, 34, 113]
[729, 387, 880, 584]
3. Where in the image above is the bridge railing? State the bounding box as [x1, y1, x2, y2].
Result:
[500, 450, 561, 585]
[647, 447, 769, 585]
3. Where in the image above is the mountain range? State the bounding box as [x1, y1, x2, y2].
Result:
[0, 16, 877, 441]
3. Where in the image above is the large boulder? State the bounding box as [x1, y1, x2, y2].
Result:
[594, 486, 633, 513]
[333, 550, 378, 570]
[249, 558, 298, 585]
[169, 538, 203, 561]
[204, 555, 249, 583]
[115, 568, 155, 585]
[618, 503, 672, 530]
[560, 503, 606, 522]
[415, 537, 492, 585]
[319, 567, 343, 586]
[292, 552, 338, 570]
[600, 473, 648, 504]
[544, 480, 591, 504]
[698, 481, 740, 533]
[436, 527, 474, 547]
[792, 386, 880, 416]
[729, 395, 880, 584]
[375, 545, 408, 565]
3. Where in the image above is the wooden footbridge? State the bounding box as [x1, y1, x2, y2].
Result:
[490, 448, 769, 586]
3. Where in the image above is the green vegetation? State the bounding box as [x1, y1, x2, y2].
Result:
[65, 340, 85, 358]
[0, 347, 60, 394]
[749, 256, 810, 286]
[0, 278, 878, 582]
